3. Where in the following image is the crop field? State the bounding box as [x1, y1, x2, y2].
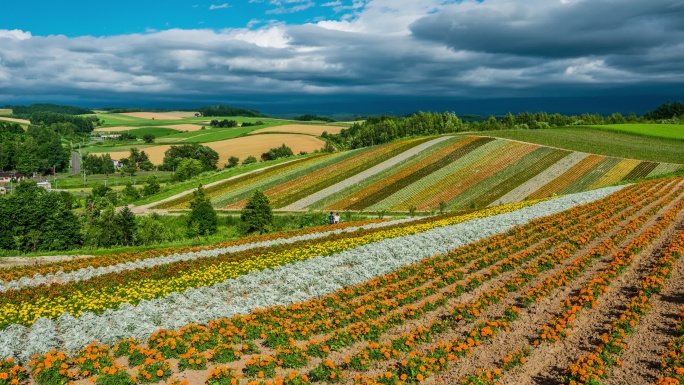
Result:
[589, 124, 684, 140]
[103, 134, 327, 165]
[0, 109, 12, 115]
[3, 177, 684, 385]
[198, 135, 680, 212]
[251, 125, 345, 136]
[0, 116, 30, 125]
[94, 126, 183, 137]
[485, 128, 684, 164]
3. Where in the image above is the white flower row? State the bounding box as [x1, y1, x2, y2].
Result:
[0, 217, 424, 292]
[0, 185, 625, 363]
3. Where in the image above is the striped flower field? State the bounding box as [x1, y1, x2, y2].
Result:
[4, 176, 684, 385]
[176, 135, 681, 212]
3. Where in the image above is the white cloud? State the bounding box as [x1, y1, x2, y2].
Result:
[209, 3, 230, 10]
[0, 0, 681, 105]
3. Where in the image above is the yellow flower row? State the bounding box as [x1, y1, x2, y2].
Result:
[0, 199, 543, 328]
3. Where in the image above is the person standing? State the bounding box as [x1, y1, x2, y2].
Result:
[334, 212, 340, 224]
[328, 212, 335, 224]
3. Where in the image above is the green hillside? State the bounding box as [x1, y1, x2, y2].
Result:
[154, 135, 681, 212]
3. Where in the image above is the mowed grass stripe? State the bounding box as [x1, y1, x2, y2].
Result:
[588, 159, 642, 189]
[527, 154, 606, 200]
[556, 157, 622, 195]
[345, 137, 494, 210]
[416, 141, 530, 210]
[379, 139, 511, 211]
[622, 161, 659, 181]
[269, 138, 435, 208]
[470, 148, 569, 208]
[444, 143, 542, 209]
[315, 137, 464, 210]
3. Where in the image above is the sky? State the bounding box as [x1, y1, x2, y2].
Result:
[0, 0, 682, 115]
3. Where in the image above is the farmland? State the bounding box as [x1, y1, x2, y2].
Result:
[484, 127, 684, 164]
[2, 176, 684, 385]
[158, 135, 681, 211]
[588, 124, 684, 140]
[102, 134, 327, 165]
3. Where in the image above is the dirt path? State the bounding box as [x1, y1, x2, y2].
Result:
[0, 254, 95, 269]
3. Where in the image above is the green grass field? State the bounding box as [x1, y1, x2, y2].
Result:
[588, 124, 684, 140]
[481, 127, 684, 164]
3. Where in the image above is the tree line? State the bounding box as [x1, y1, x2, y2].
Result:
[12, 103, 94, 118]
[197, 105, 266, 117]
[0, 122, 70, 173]
[326, 101, 684, 150]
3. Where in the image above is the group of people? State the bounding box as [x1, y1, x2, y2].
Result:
[328, 212, 340, 224]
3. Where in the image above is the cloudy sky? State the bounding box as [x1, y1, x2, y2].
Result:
[0, 0, 682, 115]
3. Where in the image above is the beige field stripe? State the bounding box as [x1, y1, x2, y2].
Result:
[284, 136, 453, 210]
[326, 137, 479, 210]
[588, 159, 642, 190]
[526, 154, 606, 200]
[416, 142, 536, 211]
[490, 151, 583, 206]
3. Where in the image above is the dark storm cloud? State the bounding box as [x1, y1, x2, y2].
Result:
[0, 0, 682, 108]
[410, 0, 684, 58]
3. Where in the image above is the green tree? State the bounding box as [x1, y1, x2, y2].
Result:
[143, 133, 155, 143]
[240, 189, 273, 234]
[0, 181, 82, 251]
[122, 182, 140, 201]
[175, 158, 204, 181]
[187, 184, 218, 237]
[226, 156, 239, 168]
[242, 155, 257, 165]
[142, 175, 161, 196]
[116, 206, 137, 246]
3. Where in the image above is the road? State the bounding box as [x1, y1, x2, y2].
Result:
[70, 151, 80, 175]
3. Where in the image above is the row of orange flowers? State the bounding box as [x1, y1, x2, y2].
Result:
[563, 220, 684, 384]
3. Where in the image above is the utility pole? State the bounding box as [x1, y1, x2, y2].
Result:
[80, 144, 85, 188]
[54, 164, 57, 189]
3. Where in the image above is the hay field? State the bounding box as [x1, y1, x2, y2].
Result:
[104, 134, 325, 164]
[159, 124, 205, 132]
[0, 116, 30, 124]
[0, 109, 12, 115]
[156, 111, 199, 118]
[120, 112, 183, 120]
[251, 124, 344, 136]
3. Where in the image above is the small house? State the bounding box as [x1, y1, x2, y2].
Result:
[0, 172, 26, 184]
[37, 181, 52, 190]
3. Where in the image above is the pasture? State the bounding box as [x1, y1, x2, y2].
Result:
[483, 127, 684, 164]
[588, 123, 684, 140]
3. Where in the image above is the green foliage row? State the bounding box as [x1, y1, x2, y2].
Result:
[197, 105, 266, 118]
[0, 124, 71, 174]
[12, 103, 94, 118]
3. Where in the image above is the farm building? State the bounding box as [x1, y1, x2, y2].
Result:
[0, 172, 26, 184]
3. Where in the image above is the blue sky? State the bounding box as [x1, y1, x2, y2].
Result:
[0, 0, 350, 37]
[0, 0, 682, 115]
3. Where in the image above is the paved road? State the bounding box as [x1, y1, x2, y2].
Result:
[70, 151, 80, 175]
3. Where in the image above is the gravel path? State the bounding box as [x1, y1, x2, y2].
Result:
[282, 136, 453, 210]
[492, 151, 589, 206]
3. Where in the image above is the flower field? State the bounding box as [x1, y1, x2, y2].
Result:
[193, 135, 681, 212]
[4, 175, 684, 385]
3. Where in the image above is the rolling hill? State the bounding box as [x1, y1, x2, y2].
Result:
[154, 135, 681, 212]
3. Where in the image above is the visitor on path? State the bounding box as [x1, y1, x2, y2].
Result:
[329, 212, 335, 224]
[334, 213, 340, 224]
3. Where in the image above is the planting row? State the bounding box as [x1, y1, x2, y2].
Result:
[0, 177, 672, 385]
[0, 184, 628, 362]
